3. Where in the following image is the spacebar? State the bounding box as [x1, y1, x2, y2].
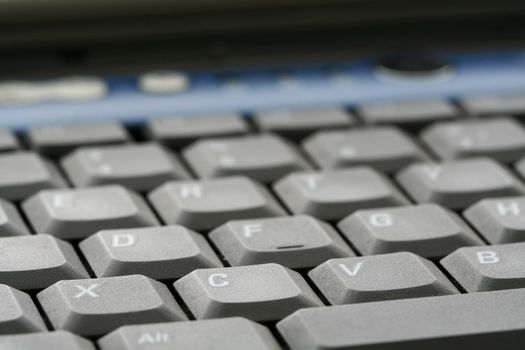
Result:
[277, 288, 525, 350]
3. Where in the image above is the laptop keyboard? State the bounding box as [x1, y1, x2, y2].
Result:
[1, 100, 525, 349]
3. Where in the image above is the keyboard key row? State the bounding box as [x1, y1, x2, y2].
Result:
[3, 130, 525, 206]
[1, 98, 525, 157]
[0, 167, 523, 247]
[28, 265, 321, 336]
[1, 318, 281, 350]
[10, 250, 525, 336]
[1, 242, 525, 338]
[5, 289, 525, 349]
[4, 207, 525, 294]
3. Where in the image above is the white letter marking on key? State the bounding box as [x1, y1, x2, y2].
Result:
[73, 284, 100, 298]
[243, 223, 262, 237]
[302, 175, 320, 189]
[137, 332, 170, 344]
[339, 145, 356, 158]
[208, 273, 229, 287]
[477, 251, 500, 264]
[496, 201, 520, 216]
[339, 262, 363, 277]
[369, 213, 392, 227]
[180, 184, 202, 199]
[112, 234, 136, 248]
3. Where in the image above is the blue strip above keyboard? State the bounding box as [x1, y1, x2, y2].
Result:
[1, 49, 525, 129]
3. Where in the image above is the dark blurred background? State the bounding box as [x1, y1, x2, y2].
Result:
[1, 0, 525, 77]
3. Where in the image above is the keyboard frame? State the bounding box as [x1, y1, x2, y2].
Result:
[1, 49, 525, 129]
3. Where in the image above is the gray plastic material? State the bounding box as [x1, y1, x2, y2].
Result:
[464, 196, 525, 243]
[61, 143, 189, 192]
[0, 152, 67, 201]
[0, 331, 95, 350]
[338, 203, 483, 258]
[0, 234, 89, 289]
[38, 274, 187, 337]
[147, 113, 248, 148]
[303, 126, 427, 172]
[0, 198, 30, 237]
[397, 157, 525, 209]
[209, 215, 354, 268]
[174, 263, 323, 322]
[0, 129, 19, 152]
[183, 134, 310, 183]
[253, 107, 354, 140]
[99, 318, 281, 350]
[274, 167, 409, 221]
[357, 99, 458, 127]
[148, 176, 285, 231]
[441, 242, 525, 292]
[422, 118, 525, 163]
[80, 225, 222, 279]
[23, 185, 159, 239]
[27, 121, 130, 156]
[278, 288, 525, 349]
[309, 252, 458, 304]
[0, 284, 46, 334]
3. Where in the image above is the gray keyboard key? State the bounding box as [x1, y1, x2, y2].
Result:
[209, 215, 354, 269]
[99, 318, 281, 350]
[464, 196, 525, 244]
[80, 225, 222, 279]
[61, 143, 189, 192]
[277, 288, 525, 350]
[338, 204, 483, 258]
[174, 263, 322, 322]
[460, 93, 525, 117]
[27, 121, 130, 156]
[357, 99, 459, 128]
[397, 158, 525, 209]
[441, 242, 525, 292]
[421, 118, 525, 162]
[0, 198, 30, 236]
[147, 113, 248, 148]
[0, 152, 66, 201]
[515, 156, 525, 181]
[309, 252, 457, 305]
[0, 331, 95, 350]
[0, 234, 88, 290]
[38, 274, 187, 337]
[183, 134, 310, 183]
[253, 107, 354, 140]
[273, 168, 408, 221]
[0, 284, 46, 334]
[0, 129, 19, 152]
[149, 176, 285, 231]
[303, 127, 427, 172]
[23, 185, 159, 240]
